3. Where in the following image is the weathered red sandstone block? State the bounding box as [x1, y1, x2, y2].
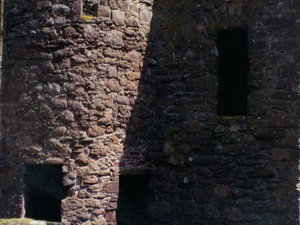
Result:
[103, 182, 119, 193]
[214, 185, 231, 198]
[105, 210, 116, 225]
[112, 10, 125, 26]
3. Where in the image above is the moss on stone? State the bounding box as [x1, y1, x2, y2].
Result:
[0, 219, 35, 225]
[0, 219, 60, 225]
[217, 116, 246, 121]
[0, 218, 30, 221]
[80, 15, 96, 21]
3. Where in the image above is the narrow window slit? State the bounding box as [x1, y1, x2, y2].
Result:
[83, 0, 98, 17]
[117, 174, 152, 225]
[24, 164, 67, 222]
[217, 27, 249, 116]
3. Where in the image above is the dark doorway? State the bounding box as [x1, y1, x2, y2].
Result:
[217, 27, 249, 116]
[24, 164, 67, 222]
[117, 174, 152, 225]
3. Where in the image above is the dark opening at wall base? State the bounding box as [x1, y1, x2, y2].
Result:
[24, 164, 67, 222]
[117, 174, 152, 225]
[217, 27, 249, 116]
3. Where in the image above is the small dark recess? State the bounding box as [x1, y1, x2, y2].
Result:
[83, 0, 98, 17]
[217, 27, 249, 116]
[117, 174, 152, 225]
[24, 164, 68, 222]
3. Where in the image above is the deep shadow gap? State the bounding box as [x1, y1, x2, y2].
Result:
[83, 0, 98, 17]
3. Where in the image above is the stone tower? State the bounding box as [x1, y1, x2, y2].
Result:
[0, 0, 299, 225]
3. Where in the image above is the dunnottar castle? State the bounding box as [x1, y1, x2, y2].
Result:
[0, 0, 299, 224]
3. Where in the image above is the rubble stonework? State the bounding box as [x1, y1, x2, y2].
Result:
[0, 0, 299, 225]
[0, 0, 153, 224]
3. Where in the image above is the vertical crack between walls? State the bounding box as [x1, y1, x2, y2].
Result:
[0, 0, 4, 155]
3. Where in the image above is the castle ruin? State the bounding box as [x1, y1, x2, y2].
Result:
[0, 0, 299, 224]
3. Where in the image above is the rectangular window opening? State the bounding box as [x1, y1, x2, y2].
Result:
[83, 0, 98, 17]
[217, 27, 249, 116]
[24, 164, 68, 222]
[117, 174, 152, 225]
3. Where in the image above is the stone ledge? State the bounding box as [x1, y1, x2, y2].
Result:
[0, 219, 60, 225]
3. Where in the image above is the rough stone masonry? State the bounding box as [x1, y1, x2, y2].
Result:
[0, 0, 299, 225]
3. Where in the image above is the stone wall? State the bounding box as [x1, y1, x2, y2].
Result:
[0, 0, 299, 225]
[0, 0, 153, 224]
[140, 1, 300, 224]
